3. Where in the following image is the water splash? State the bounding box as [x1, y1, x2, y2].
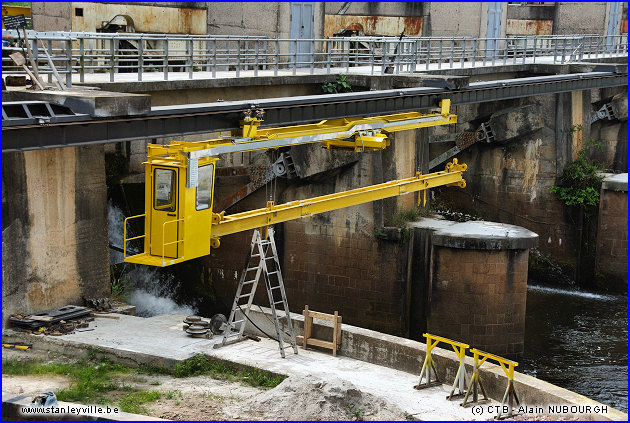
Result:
[527, 284, 616, 301]
[128, 289, 195, 317]
[108, 200, 125, 265]
[123, 265, 199, 317]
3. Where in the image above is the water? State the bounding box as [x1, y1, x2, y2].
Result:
[122, 265, 199, 317]
[128, 289, 195, 317]
[107, 200, 125, 265]
[108, 200, 198, 316]
[521, 284, 628, 412]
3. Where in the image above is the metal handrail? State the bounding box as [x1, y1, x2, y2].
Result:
[123, 214, 146, 258]
[2, 31, 627, 85]
[161, 218, 184, 265]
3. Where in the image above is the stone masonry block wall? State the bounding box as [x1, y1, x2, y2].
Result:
[595, 189, 628, 290]
[440, 96, 574, 259]
[280, 219, 409, 337]
[204, 216, 409, 337]
[31, 2, 71, 31]
[429, 247, 528, 358]
[437, 88, 625, 278]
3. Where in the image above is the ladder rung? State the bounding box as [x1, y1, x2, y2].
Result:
[259, 240, 271, 245]
[270, 285, 281, 290]
[267, 271, 278, 275]
[231, 319, 245, 325]
[246, 267, 259, 272]
[264, 256, 275, 260]
[243, 279, 257, 285]
[251, 253, 261, 258]
[238, 293, 253, 299]
[273, 300, 284, 306]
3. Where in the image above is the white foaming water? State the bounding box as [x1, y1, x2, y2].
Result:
[124, 265, 198, 317]
[527, 284, 615, 301]
[128, 289, 195, 317]
[108, 200, 126, 264]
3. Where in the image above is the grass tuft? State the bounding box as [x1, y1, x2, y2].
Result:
[117, 390, 162, 414]
[174, 354, 285, 388]
[2, 351, 286, 415]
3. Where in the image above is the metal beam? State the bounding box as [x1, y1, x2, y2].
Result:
[2, 72, 627, 152]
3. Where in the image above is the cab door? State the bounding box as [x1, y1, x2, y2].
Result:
[150, 167, 179, 258]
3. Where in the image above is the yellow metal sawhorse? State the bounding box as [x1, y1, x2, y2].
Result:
[461, 348, 520, 419]
[414, 333, 470, 400]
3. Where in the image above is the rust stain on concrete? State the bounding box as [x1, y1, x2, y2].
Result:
[71, 2, 206, 34]
[324, 15, 422, 37]
[502, 138, 542, 202]
[506, 19, 553, 35]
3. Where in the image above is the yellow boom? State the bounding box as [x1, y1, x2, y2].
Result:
[123, 100, 466, 267]
[213, 163, 466, 237]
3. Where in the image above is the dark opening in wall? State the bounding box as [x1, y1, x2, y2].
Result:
[75, 8, 83, 17]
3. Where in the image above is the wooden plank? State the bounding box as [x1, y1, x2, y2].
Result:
[91, 313, 120, 319]
[296, 336, 335, 349]
[332, 311, 338, 357]
[307, 311, 337, 321]
[305, 338, 334, 349]
[299, 305, 342, 355]
[27, 315, 54, 322]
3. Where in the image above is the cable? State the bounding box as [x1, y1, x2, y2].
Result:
[236, 303, 280, 343]
[255, 303, 293, 337]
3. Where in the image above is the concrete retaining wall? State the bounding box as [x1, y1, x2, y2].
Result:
[2, 146, 110, 328]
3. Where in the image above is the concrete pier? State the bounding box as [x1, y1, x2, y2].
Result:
[596, 173, 628, 291]
[409, 218, 538, 358]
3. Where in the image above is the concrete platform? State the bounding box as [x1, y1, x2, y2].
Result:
[3, 313, 498, 421]
[601, 173, 628, 192]
[2, 89, 151, 117]
[410, 217, 539, 250]
[3, 311, 626, 420]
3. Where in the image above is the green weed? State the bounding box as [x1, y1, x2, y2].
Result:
[550, 139, 603, 220]
[117, 390, 162, 414]
[174, 354, 285, 388]
[321, 74, 352, 94]
[347, 404, 365, 420]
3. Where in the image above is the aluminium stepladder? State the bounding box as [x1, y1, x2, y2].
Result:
[215, 227, 298, 358]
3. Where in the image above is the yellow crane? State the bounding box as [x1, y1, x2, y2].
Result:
[123, 100, 466, 267]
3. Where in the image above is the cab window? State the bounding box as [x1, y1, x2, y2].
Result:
[196, 164, 214, 210]
[154, 168, 176, 211]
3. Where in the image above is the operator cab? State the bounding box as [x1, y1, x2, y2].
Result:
[124, 144, 218, 267]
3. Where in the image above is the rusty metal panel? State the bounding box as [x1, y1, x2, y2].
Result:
[71, 2, 206, 34]
[622, 20, 628, 34]
[506, 19, 553, 36]
[324, 15, 422, 37]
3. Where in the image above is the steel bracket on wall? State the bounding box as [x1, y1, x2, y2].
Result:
[590, 103, 616, 123]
